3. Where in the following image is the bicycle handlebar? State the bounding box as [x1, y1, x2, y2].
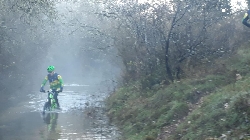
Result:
[41, 90, 60, 93]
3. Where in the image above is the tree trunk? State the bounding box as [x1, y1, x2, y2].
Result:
[165, 40, 173, 82]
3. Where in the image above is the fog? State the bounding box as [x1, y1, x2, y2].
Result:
[2, 0, 248, 139]
[34, 1, 121, 91]
[0, 1, 122, 139]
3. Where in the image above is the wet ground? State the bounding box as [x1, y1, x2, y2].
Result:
[0, 84, 120, 140]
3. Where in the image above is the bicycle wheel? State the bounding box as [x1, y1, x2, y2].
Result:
[43, 102, 51, 112]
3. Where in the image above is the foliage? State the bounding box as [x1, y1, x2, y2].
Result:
[105, 42, 250, 140]
[98, 0, 235, 84]
[106, 75, 231, 139]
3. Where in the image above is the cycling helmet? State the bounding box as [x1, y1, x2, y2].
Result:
[47, 65, 55, 73]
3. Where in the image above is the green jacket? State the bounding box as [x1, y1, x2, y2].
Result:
[41, 72, 63, 90]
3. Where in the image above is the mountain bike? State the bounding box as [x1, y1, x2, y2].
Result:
[42, 90, 59, 114]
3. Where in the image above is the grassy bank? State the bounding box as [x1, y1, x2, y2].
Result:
[105, 44, 250, 140]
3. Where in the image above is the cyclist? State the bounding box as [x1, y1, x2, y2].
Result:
[40, 65, 63, 109]
[242, 10, 250, 28]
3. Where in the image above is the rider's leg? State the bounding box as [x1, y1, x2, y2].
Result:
[47, 92, 51, 106]
[54, 92, 60, 108]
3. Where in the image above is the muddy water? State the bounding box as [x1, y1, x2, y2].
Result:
[0, 84, 120, 140]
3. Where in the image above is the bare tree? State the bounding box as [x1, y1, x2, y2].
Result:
[0, 0, 57, 105]
[97, 0, 233, 85]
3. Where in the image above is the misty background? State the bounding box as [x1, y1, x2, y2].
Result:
[0, 0, 122, 112]
[0, 1, 123, 139]
[0, 0, 249, 119]
[1, 0, 250, 139]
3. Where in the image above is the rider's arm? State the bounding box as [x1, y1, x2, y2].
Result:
[41, 76, 48, 87]
[242, 13, 250, 28]
[57, 75, 63, 87]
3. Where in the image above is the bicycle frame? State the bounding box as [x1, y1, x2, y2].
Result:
[43, 91, 58, 113]
[48, 92, 57, 110]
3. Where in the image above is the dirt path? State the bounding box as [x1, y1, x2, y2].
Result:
[156, 97, 204, 140]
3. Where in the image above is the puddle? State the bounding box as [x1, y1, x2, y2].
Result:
[0, 84, 120, 140]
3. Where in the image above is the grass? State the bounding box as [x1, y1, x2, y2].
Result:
[105, 44, 250, 140]
[106, 76, 233, 139]
[172, 83, 250, 139]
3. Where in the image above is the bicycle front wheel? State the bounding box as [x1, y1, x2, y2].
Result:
[43, 102, 51, 112]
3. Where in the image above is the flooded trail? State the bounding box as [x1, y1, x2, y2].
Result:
[0, 84, 120, 140]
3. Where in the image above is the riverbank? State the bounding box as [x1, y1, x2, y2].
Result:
[105, 44, 250, 140]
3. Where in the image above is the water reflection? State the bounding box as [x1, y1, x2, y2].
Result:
[0, 84, 120, 140]
[41, 112, 61, 140]
[27, 84, 121, 140]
